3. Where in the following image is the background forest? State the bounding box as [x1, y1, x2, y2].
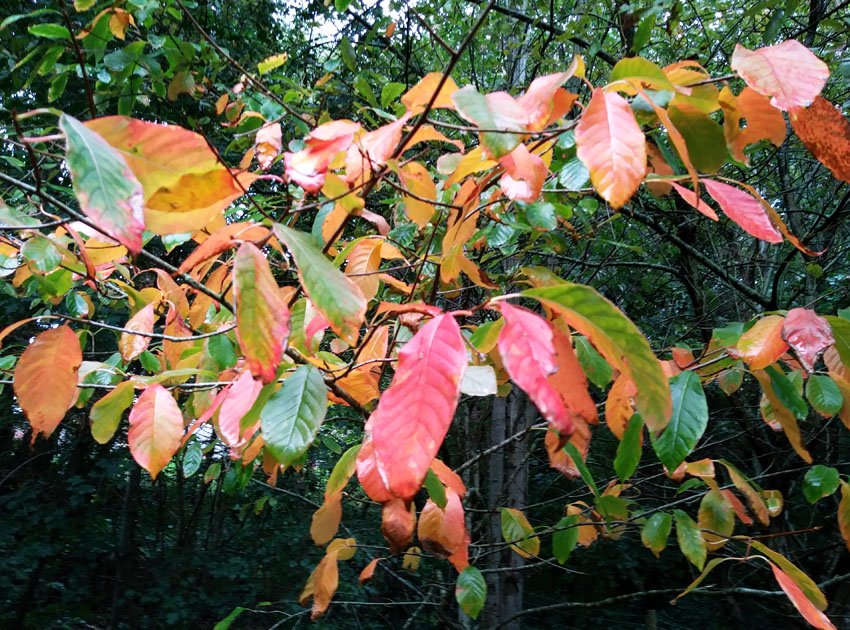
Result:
[1, 0, 850, 629]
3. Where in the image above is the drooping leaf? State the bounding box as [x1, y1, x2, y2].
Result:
[497, 303, 571, 435]
[791, 96, 850, 184]
[754, 370, 812, 463]
[13, 325, 82, 441]
[641, 512, 672, 557]
[781, 308, 834, 373]
[455, 566, 486, 620]
[284, 120, 360, 192]
[359, 558, 380, 585]
[451, 87, 523, 158]
[273, 224, 367, 346]
[310, 495, 342, 546]
[575, 88, 646, 208]
[548, 329, 598, 425]
[667, 103, 726, 173]
[232, 243, 290, 383]
[769, 562, 836, 630]
[698, 489, 734, 550]
[802, 465, 840, 504]
[345, 112, 412, 185]
[524, 280, 671, 433]
[418, 488, 466, 557]
[261, 365, 327, 468]
[750, 540, 827, 611]
[674, 509, 706, 570]
[128, 384, 183, 479]
[575, 335, 612, 388]
[552, 515, 580, 564]
[380, 498, 415, 553]
[671, 182, 718, 221]
[398, 161, 438, 228]
[402, 72, 459, 115]
[702, 179, 782, 244]
[614, 413, 643, 480]
[731, 40, 829, 111]
[325, 444, 361, 499]
[806, 374, 843, 417]
[501, 507, 540, 558]
[216, 370, 263, 447]
[717, 460, 770, 526]
[737, 315, 788, 369]
[61, 115, 145, 252]
[119, 302, 156, 363]
[727, 87, 787, 163]
[90, 379, 135, 444]
[368, 314, 466, 499]
[499, 143, 547, 203]
[651, 371, 707, 471]
[308, 549, 339, 620]
[838, 481, 850, 553]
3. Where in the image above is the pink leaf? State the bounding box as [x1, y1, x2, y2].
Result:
[217, 370, 263, 447]
[781, 308, 834, 373]
[284, 120, 360, 192]
[671, 182, 718, 221]
[702, 179, 782, 243]
[499, 144, 548, 202]
[128, 384, 183, 479]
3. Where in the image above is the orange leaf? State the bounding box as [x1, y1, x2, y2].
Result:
[499, 143, 547, 202]
[754, 370, 812, 463]
[380, 498, 415, 554]
[737, 315, 788, 370]
[345, 112, 412, 185]
[498, 303, 572, 435]
[549, 328, 598, 425]
[566, 502, 598, 546]
[430, 458, 467, 499]
[311, 493, 342, 546]
[731, 40, 829, 112]
[399, 124, 464, 153]
[119, 302, 156, 362]
[177, 222, 268, 274]
[575, 88, 646, 208]
[645, 142, 673, 197]
[216, 370, 263, 447]
[359, 558, 380, 585]
[255, 122, 282, 170]
[13, 326, 82, 441]
[398, 161, 438, 228]
[283, 120, 360, 192]
[732, 87, 787, 163]
[545, 416, 591, 478]
[232, 243, 290, 383]
[791, 96, 850, 184]
[671, 182, 718, 221]
[605, 375, 637, 439]
[128, 384, 183, 479]
[769, 562, 836, 630]
[345, 238, 384, 301]
[418, 488, 467, 557]
[310, 549, 340, 620]
[369, 314, 467, 499]
[401, 73, 459, 115]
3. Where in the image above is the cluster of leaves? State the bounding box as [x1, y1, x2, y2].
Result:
[2, 1, 850, 628]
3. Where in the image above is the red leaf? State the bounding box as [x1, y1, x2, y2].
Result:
[671, 182, 718, 221]
[575, 88, 646, 208]
[499, 143, 547, 202]
[128, 384, 183, 479]
[791, 96, 850, 184]
[497, 303, 572, 435]
[119, 302, 156, 362]
[769, 562, 836, 630]
[380, 498, 415, 554]
[216, 370, 263, 447]
[781, 308, 834, 373]
[702, 179, 782, 243]
[284, 120, 360, 192]
[232, 242, 290, 383]
[355, 436, 393, 502]
[13, 326, 82, 441]
[369, 314, 467, 499]
[731, 40, 829, 112]
[549, 328, 598, 425]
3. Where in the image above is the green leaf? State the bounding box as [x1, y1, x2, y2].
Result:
[651, 371, 708, 471]
[273, 224, 367, 346]
[575, 335, 612, 388]
[90, 380, 135, 444]
[641, 512, 672, 557]
[139, 351, 160, 373]
[74, 0, 97, 10]
[340, 36, 357, 73]
[1, 9, 60, 31]
[321, 434, 342, 454]
[557, 156, 590, 190]
[564, 440, 599, 496]
[381, 82, 406, 108]
[59, 114, 145, 252]
[455, 566, 486, 620]
[423, 469, 447, 508]
[183, 441, 203, 477]
[712, 321, 744, 347]
[354, 74, 378, 107]
[207, 334, 237, 370]
[334, 0, 352, 11]
[552, 515, 580, 564]
[668, 103, 726, 173]
[21, 236, 62, 273]
[214, 607, 247, 630]
[325, 444, 361, 497]
[501, 507, 540, 558]
[523, 281, 671, 432]
[204, 462, 221, 484]
[610, 57, 674, 91]
[260, 365, 328, 467]
[614, 413, 644, 480]
[27, 23, 71, 40]
[525, 201, 558, 231]
[451, 87, 521, 158]
[674, 509, 706, 570]
[48, 72, 69, 102]
[765, 365, 808, 420]
[0, 204, 40, 228]
[805, 374, 843, 417]
[802, 465, 840, 504]
[826, 316, 850, 368]
[37, 45, 64, 76]
[257, 53, 287, 74]
[469, 318, 504, 353]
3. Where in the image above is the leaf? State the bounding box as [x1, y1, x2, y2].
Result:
[418, 488, 466, 557]
[183, 441, 202, 477]
[345, 112, 411, 185]
[310, 495, 342, 546]
[791, 96, 850, 184]
[674, 509, 706, 570]
[651, 371, 707, 472]
[325, 444, 361, 498]
[398, 161, 437, 228]
[368, 314, 466, 499]
[781, 308, 834, 373]
[90, 380, 135, 444]
[754, 370, 812, 463]
[216, 371, 263, 447]
[380, 498, 415, 553]
[769, 562, 836, 630]
[28, 23, 71, 39]
[575, 88, 646, 208]
[118, 303, 156, 363]
[21, 236, 63, 272]
[717, 460, 770, 526]
[750, 540, 827, 611]
[641, 512, 672, 557]
[501, 507, 540, 558]
[232, 243, 290, 383]
[451, 87, 523, 158]
[563, 440, 599, 496]
[671, 182, 718, 221]
[673, 557, 736, 603]
[359, 558, 380, 585]
[273, 224, 367, 346]
[548, 329, 598, 424]
[497, 303, 571, 434]
[806, 374, 843, 417]
[13, 326, 82, 441]
[284, 120, 360, 192]
[204, 462, 221, 484]
[667, 103, 726, 173]
[737, 315, 788, 369]
[255, 122, 282, 170]
[524, 281, 671, 433]
[499, 144, 547, 203]
[261, 365, 327, 468]
[839, 481, 850, 553]
[422, 469, 448, 509]
[575, 335, 612, 388]
[84, 116, 255, 234]
[60, 115, 145, 252]
[702, 179, 782, 244]
[309, 549, 339, 620]
[731, 40, 829, 111]
[729, 87, 787, 163]
[802, 465, 840, 504]
[402, 73, 460, 115]
[128, 384, 183, 479]
[460, 365, 497, 396]
[698, 489, 734, 550]
[455, 566, 486, 620]
[258, 52, 287, 74]
[614, 413, 644, 480]
[553, 515, 580, 564]
[214, 607, 247, 630]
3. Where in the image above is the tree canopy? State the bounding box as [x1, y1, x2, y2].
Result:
[1, 0, 850, 628]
